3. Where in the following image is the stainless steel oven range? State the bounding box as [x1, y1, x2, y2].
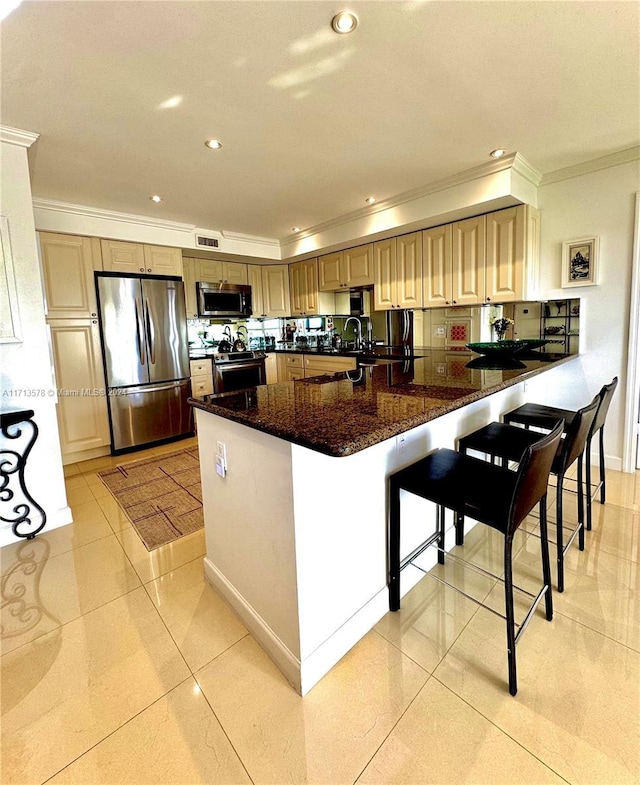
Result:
[212, 350, 267, 394]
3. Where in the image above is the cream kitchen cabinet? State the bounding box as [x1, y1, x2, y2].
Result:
[49, 318, 110, 459]
[100, 240, 183, 276]
[189, 358, 213, 397]
[422, 206, 539, 308]
[302, 354, 357, 378]
[485, 204, 540, 303]
[182, 257, 199, 318]
[197, 258, 248, 286]
[39, 232, 102, 319]
[422, 224, 452, 308]
[289, 258, 336, 316]
[265, 352, 278, 384]
[248, 264, 291, 318]
[318, 244, 374, 291]
[451, 215, 486, 306]
[277, 353, 304, 381]
[373, 232, 422, 311]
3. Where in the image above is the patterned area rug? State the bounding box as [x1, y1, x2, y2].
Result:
[98, 447, 203, 551]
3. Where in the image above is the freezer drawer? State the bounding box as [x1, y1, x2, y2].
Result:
[108, 380, 192, 452]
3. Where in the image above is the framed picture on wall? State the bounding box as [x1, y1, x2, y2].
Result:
[562, 236, 599, 287]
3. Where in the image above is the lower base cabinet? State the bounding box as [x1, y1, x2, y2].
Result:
[48, 319, 110, 460]
[277, 353, 357, 381]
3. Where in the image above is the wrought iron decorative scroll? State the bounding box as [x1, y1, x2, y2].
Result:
[0, 410, 47, 539]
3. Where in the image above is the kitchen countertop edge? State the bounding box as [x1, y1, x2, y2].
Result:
[189, 354, 579, 458]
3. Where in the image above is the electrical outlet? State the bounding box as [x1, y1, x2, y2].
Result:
[434, 326, 446, 337]
[396, 434, 407, 453]
[216, 441, 227, 476]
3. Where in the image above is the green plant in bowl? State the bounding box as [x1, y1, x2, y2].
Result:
[466, 340, 530, 356]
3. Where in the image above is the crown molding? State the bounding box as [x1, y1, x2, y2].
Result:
[279, 153, 533, 246]
[541, 146, 640, 185]
[32, 197, 195, 233]
[221, 229, 280, 249]
[1, 125, 39, 148]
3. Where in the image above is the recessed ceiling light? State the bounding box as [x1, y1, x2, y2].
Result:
[204, 139, 223, 150]
[490, 148, 506, 159]
[292, 227, 302, 233]
[365, 197, 376, 205]
[149, 194, 162, 203]
[331, 11, 358, 34]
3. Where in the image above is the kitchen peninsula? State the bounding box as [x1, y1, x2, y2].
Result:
[190, 350, 576, 694]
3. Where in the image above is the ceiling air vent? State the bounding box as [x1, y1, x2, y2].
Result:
[196, 235, 220, 249]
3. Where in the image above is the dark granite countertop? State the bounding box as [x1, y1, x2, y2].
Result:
[189, 351, 578, 457]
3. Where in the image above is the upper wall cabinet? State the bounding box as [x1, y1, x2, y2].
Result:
[248, 264, 291, 318]
[485, 204, 540, 303]
[197, 258, 248, 286]
[39, 232, 102, 318]
[422, 205, 540, 308]
[289, 258, 336, 316]
[318, 244, 374, 291]
[100, 240, 183, 277]
[373, 232, 422, 311]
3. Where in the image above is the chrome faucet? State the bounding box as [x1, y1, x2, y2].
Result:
[344, 316, 363, 350]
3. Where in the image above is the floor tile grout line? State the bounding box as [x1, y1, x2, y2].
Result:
[430, 675, 574, 785]
[38, 673, 199, 785]
[351, 670, 435, 785]
[193, 666, 257, 785]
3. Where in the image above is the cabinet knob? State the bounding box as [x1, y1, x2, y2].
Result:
[453, 300, 457, 304]
[92, 319, 97, 324]
[486, 297, 491, 302]
[445, 301, 450, 305]
[91, 312, 97, 317]
[139, 267, 145, 272]
[147, 268, 152, 272]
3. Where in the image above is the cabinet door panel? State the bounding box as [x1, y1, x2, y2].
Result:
[248, 265, 266, 317]
[49, 319, 110, 456]
[262, 265, 291, 317]
[198, 259, 223, 282]
[423, 225, 452, 307]
[343, 244, 374, 287]
[182, 258, 199, 318]
[40, 233, 101, 318]
[373, 239, 395, 311]
[222, 262, 248, 285]
[101, 239, 146, 274]
[289, 262, 305, 316]
[396, 232, 422, 308]
[303, 258, 319, 314]
[318, 252, 342, 291]
[486, 206, 524, 303]
[451, 216, 486, 305]
[143, 245, 183, 276]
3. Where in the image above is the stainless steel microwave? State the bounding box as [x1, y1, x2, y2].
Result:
[196, 282, 252, 318]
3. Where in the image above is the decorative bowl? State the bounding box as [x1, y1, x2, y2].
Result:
[466, 340, 529, 356]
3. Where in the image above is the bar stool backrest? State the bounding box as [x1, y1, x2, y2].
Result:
[510, 419, 565, 535]
[557, 395, 600, 473]
[592, 377, 618, 436]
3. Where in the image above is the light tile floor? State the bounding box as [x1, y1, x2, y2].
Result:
[1, 438, 639, 784]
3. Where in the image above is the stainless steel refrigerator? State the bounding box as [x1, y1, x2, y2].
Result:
[96, 273, 192, 453]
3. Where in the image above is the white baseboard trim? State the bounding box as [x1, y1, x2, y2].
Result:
[203, 557, 302, 693]
[0, 504, 73, 548]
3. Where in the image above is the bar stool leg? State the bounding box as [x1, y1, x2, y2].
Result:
[437, 505, 445, 565]
[539, 497, 553, 621]
[556, 474, 565, 593]
[585, 435, 593, 531]
[503, 535, 518, 696]
[599, 427, 606, 504]
[389, 479, 401, 612]
[455, 511, 464, 546]
[577, 455, 585, 551]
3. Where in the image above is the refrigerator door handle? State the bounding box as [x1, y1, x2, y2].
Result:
[135, 297, 146, 366]
[111, 381, 188, 395]
[144, 299, 156, 365]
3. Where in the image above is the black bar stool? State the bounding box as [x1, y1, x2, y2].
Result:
[504, 377, 618, 531]
[388, 420, 564, 696]
[459, 395, 599, 592]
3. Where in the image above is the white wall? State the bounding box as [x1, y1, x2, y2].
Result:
[536, 159, 640, 468]
[0, 138, 71, 546]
